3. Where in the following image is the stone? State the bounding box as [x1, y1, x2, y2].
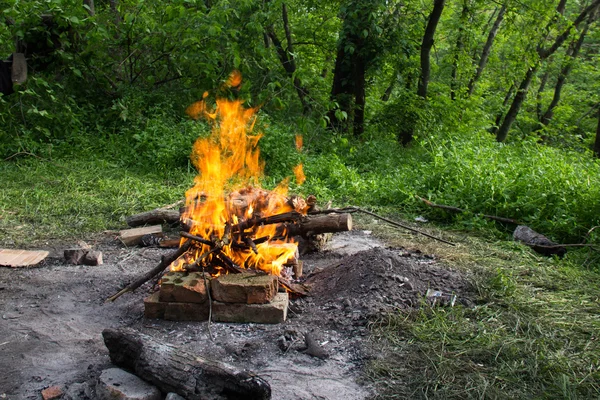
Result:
[211, 273, 278, 304]
[41, 386, 63, 400]
[212, 292, 288, 324]
[96, 368, 161, 400]
[159, 272, 210, 303]
[143, 292, 166, 319]
[165, 393, 186, 400]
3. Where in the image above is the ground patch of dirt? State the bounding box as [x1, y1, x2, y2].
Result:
[0, 230, 475, 399]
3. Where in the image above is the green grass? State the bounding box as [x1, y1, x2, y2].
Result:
[361, 216, 600, 399]
[0, 156, 194, 245]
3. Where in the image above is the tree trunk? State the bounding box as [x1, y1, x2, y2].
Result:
[495, 0, 599, 141]
[417, 0, 446, 99]
[353, 56, 366, 136]
[540, 19, 589, 127]
[266, 4, 311, 114]
[536, 69, 550, 121]
[489, 84, 514, 135]
[328, 40, 353, 132]
[381, 69, 397, 102]
[102, 328, 272, 400]
[83, 0, 95, 16]
[467, 4, 506, 96]
[450, 1, 469, 101]
[496, 64, 539, 142]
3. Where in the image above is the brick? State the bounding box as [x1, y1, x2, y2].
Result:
[159, 272, 210, 303]
[96, 368, 161, 400]
[41, 386, 63, 400]
[211, 273, 278, 304]
[164, 301, 209, 321]
[212, 292, 288, 324]
[143, 292, 166, 319]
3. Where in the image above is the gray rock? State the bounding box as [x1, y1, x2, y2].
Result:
[165, 393, 187, 400]
[96, 368, 161, 400]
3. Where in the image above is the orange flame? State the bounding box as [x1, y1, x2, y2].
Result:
[177, 74, 305, 276]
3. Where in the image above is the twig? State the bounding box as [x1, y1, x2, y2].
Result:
[106, 241, 191, 302]
[309, 206, 456, 246]
[179, 231, 214, 247]
[202, 264, 213, 341]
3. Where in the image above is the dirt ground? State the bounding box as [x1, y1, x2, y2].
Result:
[0, 229, 474, 399]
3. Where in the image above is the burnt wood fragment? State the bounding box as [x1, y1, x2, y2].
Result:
[102, 327, 271, 400]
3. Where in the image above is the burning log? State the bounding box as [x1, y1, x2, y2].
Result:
[102, 327, 271, 400]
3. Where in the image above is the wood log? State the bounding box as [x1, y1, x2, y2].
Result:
[102, 327, 271, 400]
[126, 209, 180, 227]
[513, 225, 567, 257]
[283, 213, 352, 237]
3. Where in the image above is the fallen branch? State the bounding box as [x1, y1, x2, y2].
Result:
[102, 327, 271, 400]
[416, 196, 520, 225]
[106, 241, 191, 302]
[310, 206, 455, 246]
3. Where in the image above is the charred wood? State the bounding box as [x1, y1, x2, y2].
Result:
[102, 327, 271, 400]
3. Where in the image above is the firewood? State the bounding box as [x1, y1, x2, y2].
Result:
[83, 250, 103, 266]
[107, 241, 192, 302]
[513, 225, 567, 257]
[119, 225, 163, 246]
[125, 209, 180, 227]
[282, 213, 352, 237]
[64, 248, 88, 265]
[102, 327, 271, 400]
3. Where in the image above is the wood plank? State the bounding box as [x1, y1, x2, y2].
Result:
[0, 249, 48, 267]
[119, 225, 163, 246]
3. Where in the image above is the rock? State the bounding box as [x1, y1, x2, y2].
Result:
[41, 385, 63, 400]
[64, 382, 93, 400]
[165, 393, 186, 400]
[96, 368, 161, 400]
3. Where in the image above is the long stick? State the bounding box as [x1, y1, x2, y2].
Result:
[106, 241, 192, 302]
[309, 206, 456, 246]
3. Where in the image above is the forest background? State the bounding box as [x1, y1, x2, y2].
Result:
[1, 0, 600, 398]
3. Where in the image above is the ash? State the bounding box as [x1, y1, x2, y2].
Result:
[0, 230, 474, 399]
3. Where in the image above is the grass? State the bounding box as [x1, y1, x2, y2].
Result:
[0, 156, 194, 245]
[1, 117, 599, 399]
[359, 215, 600, 399]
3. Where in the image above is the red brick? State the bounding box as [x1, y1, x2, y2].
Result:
[160, 272, 210, 303]
[211, 273, 278, 304]
[212, 292, 288, 324]
[144, 292, 166, 319]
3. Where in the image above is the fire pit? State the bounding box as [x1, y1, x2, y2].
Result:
[139, 71, 351, 323]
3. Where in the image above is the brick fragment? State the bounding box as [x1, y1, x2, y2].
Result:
[211, 273, 278, 304]
[143, 292, 166, 319]
[41, 386, 63, 400]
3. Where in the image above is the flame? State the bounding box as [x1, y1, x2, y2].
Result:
[176, 73, 305, 276]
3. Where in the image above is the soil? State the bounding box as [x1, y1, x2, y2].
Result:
[0, 229, 475, 400]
